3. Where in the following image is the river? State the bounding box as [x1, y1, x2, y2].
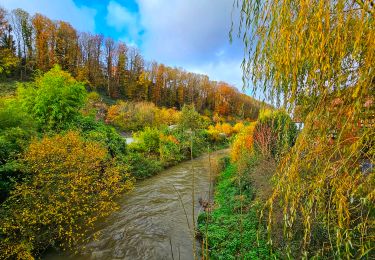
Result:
[44, 149, 229, 260]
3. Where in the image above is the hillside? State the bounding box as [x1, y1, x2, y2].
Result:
[0, 7, 263, 120]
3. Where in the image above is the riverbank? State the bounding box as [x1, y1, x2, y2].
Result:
[123, 125, 230, 180]
[197, 155, 275, 259]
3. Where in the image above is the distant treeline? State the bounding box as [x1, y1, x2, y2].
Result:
[0, 7, 264, 119]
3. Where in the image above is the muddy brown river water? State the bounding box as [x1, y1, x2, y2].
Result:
[44, 149, 229, 260]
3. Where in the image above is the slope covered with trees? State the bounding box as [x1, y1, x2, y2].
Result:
[0, 6, 262, 120]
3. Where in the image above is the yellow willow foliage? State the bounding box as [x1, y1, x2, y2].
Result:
[264, 90, 374, 258]
[234, 0, 374, 104]
[0, 131, 134, 259]
[234, 0, 374, 258]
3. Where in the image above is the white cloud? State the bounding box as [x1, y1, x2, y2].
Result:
[186, 60, 243, 88]
[136, 0, 239, 62]
[0, 0, 96, 32]
[134, 0, 245, 89]
[106, 0, 140, 42]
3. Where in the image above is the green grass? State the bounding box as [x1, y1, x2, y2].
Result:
[198, 157, 273, 259]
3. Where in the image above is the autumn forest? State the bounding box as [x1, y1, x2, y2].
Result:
[0, 1, 374, 259]
[0, 8, 262, 119]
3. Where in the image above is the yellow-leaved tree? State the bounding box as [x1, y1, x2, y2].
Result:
[0, 131, 133, 259]
[233, 0, 374, 258]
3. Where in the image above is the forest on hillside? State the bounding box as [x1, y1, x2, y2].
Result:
[0, 7, 262, 120]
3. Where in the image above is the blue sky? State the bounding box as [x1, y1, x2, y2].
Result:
[1, 0, 255, 94]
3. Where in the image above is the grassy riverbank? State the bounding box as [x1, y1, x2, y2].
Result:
[198, 156, 274, 259]
[123, 126, 230, 180]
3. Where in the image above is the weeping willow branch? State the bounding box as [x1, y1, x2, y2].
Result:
[233, 0, 374, 258]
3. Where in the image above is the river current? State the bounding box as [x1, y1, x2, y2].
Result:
[44, 149, 228, 260]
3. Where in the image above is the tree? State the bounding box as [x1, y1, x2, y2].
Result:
[127, 47, 144, 100]
[234, 0, 374, 257]
[10, 8, 33, 79]
[115, 42, 128, 97]
[0, 7, 18, 77]
[152, 63, 165, 106]
[105, 37, 115, 97]
[136, 71, 151, 101]
[0, 7, 6, 35]
[18, 65, 87, 130]
[32, 13, 55, 71]
[0, 131, 133, 258]
[55, 21, 79, 75]
[77, 32, 104, 88]
[178, 104, 204, 131]
[0, 97, 37, 202]
[214, 83, 237, 116]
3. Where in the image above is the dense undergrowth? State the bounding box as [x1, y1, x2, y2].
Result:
[123, 125, 230, 179]
[198, 156, 272, 259]
[197, 109, 297, 259]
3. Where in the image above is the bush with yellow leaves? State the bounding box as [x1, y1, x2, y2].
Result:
[232, 122, 245, 134]
[230, 123, 256, 162]
[207, 125, 221, 142]
[207, 123, 234, 141]
[0, 131, 134, 259]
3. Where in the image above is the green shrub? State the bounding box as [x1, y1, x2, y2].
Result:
[171, 129, 209, 158]
[123, 153, 163, 179]
[133, 127, 161, 154]
[0, 97, 37, 202]
[18, 65, 87, 131]
[159, 134, 183, 166]
[177, 104, 206, 131]
[75, 116, 127, 158]
[0, 80, 18, 97]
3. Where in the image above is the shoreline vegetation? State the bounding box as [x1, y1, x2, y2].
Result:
[1, 0, 373, 259]
[0, 65, 257, 258]
[197, 156, 272, 259]
[197, 109, 297, 259]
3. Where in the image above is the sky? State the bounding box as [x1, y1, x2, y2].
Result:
[0, 0, 254, 94]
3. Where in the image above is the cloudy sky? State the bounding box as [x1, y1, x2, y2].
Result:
[1, 0, 251, 92]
